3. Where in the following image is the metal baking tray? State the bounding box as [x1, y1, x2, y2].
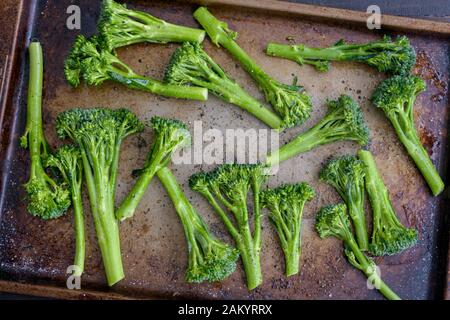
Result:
[0, 0, 449, 299]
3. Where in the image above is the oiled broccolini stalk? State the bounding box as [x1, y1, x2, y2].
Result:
[98, 0, 205, 50]
[358, 150, 418, 256]
[194, 7, 313, 129]
[189, 163, 267, 290]
[56, 107, 144, 286]
[315, 204, 401, 300]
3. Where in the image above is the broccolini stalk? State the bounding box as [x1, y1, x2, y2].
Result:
[21, 41, 71, 219]
[116, 117, 191, 221]
[260, 183, 315, 276]
[371, 75, 444, 196]
[266, 35, 416, 75]
[156, 166, 239, 283]
[164, 42, 283, 129]
[320, 155, 369, 251]
[64, 35, 207, 101]
[194, 7, 312, 128]
[46, 146, 85, 277]
[315, 204, 401, 300]
[266, 95, 369, 166]
[358, 150, 418, 256]
[189, 164, 267, 290]
[98, 0, 205, 50]
[56, 108, 144, 286]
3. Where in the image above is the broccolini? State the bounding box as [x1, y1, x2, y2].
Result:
[98, 0, 205, 50]
[266, 95, 369, 166]
[194, 7, 312, 128]
[358, 150, 418, 256]
[266, 35, 416, 75]
[64, 35, 207, 101]
[189, 163, 268, 290]
[316, 203, 401, 300]
[21, 41, 70, 219]
[370, 75, 444, 196]
[260, 183, 315, 276]
[56, 107, 144, 286]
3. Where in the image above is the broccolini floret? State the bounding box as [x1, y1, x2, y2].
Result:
[320, 155, 369, 251]
[64, 35, 207, 101]
[45, 145, 85, 277]
[266, 95, 369, 166]
[21, 41, 70, 219]
[116, 117, 191, 221]
[315, 203, 401, 300]
[189, 163, 268, 290]
[260, 183, 315, 276]
[56, 107, 144, 286]
[164, 42, 283, 129]
[157, 167, 239, 283]
[370, 75, 444, 196]
[358, 150, 418, 256]
[266, 35, 416, 75]
[98, 0, 205, 50]
[194, 7, 312, 128]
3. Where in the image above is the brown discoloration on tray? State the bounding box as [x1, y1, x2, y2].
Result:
[0, 0, 449, 300]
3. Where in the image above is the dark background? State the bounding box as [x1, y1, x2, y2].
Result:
[0, 0, 449, 300]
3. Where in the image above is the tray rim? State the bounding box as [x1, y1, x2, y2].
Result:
[0, 0, 449, 300]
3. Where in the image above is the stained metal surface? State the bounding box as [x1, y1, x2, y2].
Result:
[0, 0, 449, 299]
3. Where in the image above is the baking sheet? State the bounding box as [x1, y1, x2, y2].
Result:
[0, 0, 449, 299]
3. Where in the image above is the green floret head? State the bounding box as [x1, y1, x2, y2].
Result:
[326, 94, 370, 146]
[213, 163, 268, 203]
[98, 0, 144, 51]
[190, 163, 268, 205]
[263, 81, 313, 128]
[370, 75, 426, 117]
[364, 36, 416, 75]
[260, 182, 315, 212]
[188, 171, 212, 196]
[64, 35, 91, 87]
[320, 155, 365, 193]
[164, 42, 212, 86]
[24, 178, 71, 220]
[369, 226, 418, 256]
[45, 145, 82, 183]
[315, 203, 352, 241]
[146, 116, 191, 165]
[56, 107, 144, 144]
[64, 35, 120, 87]
[185, 241, 239, 283]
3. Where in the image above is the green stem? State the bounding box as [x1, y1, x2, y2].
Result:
[390, 116, 444, 196]
[115, 163, 158, 221]
[284, 246, 300, 277]
[71, 184, 85, 277]
[266, 125, 325, 166]
[348, 203, 369, 251]
[25, 42, 46, 171]
[156, 166, 197, 255]
[266, 43, 346, 62]
[188, 72, 282, 129]
[346, 237, 400, 300]
[108, 71, 208, 101]
[193, 7, 288, 117]
[237, 233, 262, 290]
[137, 22, 205, 44]
[81, 151, 124, 286]
[111, 2, 205, 45]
